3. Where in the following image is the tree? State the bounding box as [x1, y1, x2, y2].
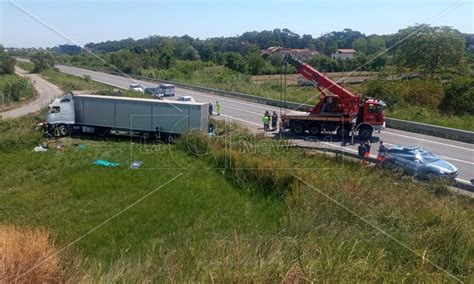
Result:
[0, 46, 16, 74]
[244, 52, 266, 75]
[223, 52, 246, 73]
[351, 38, 367, 53]
[366, 35, 386, 54]
[182, 46, 200, 60]
[394, 25, 465, 75]
[31, 51, 55, 72]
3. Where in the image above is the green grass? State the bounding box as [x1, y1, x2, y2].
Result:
[16, 61, 35, 73]
[41, 69, 113, 93]
[1, 116, 473, 282]
[387, 106, 474, 131]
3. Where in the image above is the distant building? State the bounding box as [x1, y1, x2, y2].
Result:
[58, 44, 82, 54]
[331, 49, 356, 60]
[261, 46, 319, 60]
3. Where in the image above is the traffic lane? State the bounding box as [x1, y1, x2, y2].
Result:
[57, 65, 473, 180]
[178, 88, 473, 181]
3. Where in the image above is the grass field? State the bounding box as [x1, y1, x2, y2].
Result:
[40, 69, 114, 93]
[16, 61, 35, 73]
[1, 115, 473, 282]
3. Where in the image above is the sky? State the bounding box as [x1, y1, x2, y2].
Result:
[1, 0, 473, 48]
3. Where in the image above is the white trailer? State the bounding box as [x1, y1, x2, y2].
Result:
[46, 93, 208, 139]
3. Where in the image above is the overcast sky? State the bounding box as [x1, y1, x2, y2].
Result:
[1, 0, 472, 48]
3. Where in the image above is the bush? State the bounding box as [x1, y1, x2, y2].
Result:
[0, 76, 35, 104]
[177, 130, 211, 157]
[0, 54, 16, 74]
[364, 79, 399, 110]
[441, 77, 474, 115]
[31, 51, 55, 73]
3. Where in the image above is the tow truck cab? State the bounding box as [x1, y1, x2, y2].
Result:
[359, 98, 385, 132]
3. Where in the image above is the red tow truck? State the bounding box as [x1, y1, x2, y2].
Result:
[282, 54, 385, 140]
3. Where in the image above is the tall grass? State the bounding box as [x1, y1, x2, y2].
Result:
[0, 74, 36, 108]
[0, 226, 63, 283]
[1, 115, 473, 282]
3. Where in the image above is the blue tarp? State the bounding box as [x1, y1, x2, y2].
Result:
[93, 160, 120, 167]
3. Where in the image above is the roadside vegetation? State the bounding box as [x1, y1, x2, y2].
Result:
[40, 68, 113, 93]
[39, 25, 473, 131]
[1, 115, 473, 282]
[16, 61, 35, 73]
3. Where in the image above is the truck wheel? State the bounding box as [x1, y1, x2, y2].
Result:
[58, 125, 68, 136]
[358, 126, 373, 140]
[140, 132, 151, 140]
[308, 123, 321, 136]
[96, 128, 108, 137]
[291, 122, 305, 136]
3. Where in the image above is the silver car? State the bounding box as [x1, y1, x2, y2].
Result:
[384, 146, 458, 179]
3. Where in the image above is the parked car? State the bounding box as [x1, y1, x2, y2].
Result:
[384, 146, 458, 180]
[177, 96, 195, 102]
[159, 84, 175, 96]
[144, 87, 164, 98]
[129, 84, 144, 93]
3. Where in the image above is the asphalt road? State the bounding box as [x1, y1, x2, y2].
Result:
[56, 65, 474, 182]
[0, 66, 62, 119]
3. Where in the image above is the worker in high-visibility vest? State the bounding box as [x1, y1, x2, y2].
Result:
[215, 101, 221, 115]
[262, 114, 270, 132]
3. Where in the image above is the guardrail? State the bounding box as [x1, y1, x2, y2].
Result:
[292, 144, 474, 193]
[57, 64, 474, 143]
[384, 118, 474, 144]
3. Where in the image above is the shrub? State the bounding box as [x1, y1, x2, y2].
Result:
[441, 77, 474, 115]
[0, 76, 35, 104]
[177, 130, 211, 157]
[364, 79, 399, 110]
[0, 226, 63, 283]
[213, 150, 295, 197]
[31, 51, 55, 73]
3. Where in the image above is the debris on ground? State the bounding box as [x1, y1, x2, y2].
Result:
[129, 161, 143, 169]
[93, 160, 120, 167]
[32, 146, 48, 152]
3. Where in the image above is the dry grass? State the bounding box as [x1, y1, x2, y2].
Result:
[0, 226, 62, 283]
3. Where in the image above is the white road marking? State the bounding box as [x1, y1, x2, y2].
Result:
[59, 66, 473, 177]
[383, 131, 473, 152]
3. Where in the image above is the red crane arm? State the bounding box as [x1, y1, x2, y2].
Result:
[283, 54, 360, 115]
[284, 54, 359, 100]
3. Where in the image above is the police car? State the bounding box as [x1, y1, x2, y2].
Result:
[384, 146, 458, 180]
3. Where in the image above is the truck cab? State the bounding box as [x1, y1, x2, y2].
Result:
[47, 94, 75, 125]
[359, 98, 385, 131]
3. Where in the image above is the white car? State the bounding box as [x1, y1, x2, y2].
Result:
[177, 96, 195, 102]
[129, 84, 144, 93]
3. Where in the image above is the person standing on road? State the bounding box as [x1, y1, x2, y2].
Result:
[215, 101, 221, 115]
[363, 139, 371, 164]
[377, 140, 386, 165]
[271, 111, 278, 131]
[208, 103, 213, 116]
[358, 143, 367, 165]
[262, 114, 270, 132]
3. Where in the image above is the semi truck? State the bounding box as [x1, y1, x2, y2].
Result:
[46, 93, 208, 139]
[282, 54, 385, 140]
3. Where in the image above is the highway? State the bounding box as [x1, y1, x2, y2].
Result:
[56, 65, 474, 182]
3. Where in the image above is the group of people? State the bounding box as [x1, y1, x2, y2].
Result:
[208, 101, 221, 116]
[262, 110, 279, 132]
[358, 140, 386, 165]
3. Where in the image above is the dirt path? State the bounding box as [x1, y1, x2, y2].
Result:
[0, 67, 62, 119]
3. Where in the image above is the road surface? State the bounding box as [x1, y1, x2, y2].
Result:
[0, 67, 62, 119]
[56, 65, 473, 182]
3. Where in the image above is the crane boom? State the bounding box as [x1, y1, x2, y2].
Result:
[283, 53, 360, 116]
